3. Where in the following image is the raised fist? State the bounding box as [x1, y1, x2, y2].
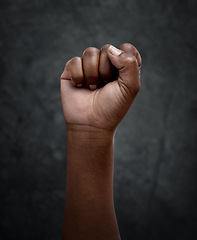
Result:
[60, 43, 142, 131]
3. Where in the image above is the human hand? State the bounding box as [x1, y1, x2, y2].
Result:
[60, 43, 142, 132]
[61, 43, 142, 240]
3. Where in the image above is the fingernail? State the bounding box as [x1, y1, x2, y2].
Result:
[108, 45, 122, 56]
[77, 84, 83, 88]
[89, 84, 97, 90]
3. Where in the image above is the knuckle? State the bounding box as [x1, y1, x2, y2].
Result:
[100, 44, 111, 52]
[66, 57, 80, 68]
[83, 47, 99, 57]
[125, 55, 138, 65]
[120, 43, 142, 67]
[120, 43, 136, 52]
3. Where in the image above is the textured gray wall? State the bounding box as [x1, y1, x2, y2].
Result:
[0, 0, 197, 239]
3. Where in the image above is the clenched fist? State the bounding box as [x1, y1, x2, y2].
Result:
[60, 43, 142, 131]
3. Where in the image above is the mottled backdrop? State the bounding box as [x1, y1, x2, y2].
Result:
[0, 0, 197, 239]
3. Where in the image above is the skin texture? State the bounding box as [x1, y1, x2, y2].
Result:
[61, 43, 141, 240]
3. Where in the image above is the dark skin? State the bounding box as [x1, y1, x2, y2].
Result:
[61, 43, 142, 240]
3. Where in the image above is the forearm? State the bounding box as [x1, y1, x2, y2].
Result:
[61, 42, 141, 239]
[62, 125, 121, 240]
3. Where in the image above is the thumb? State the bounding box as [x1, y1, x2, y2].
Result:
[107, 45, 141, 97]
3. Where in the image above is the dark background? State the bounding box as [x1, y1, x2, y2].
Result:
[0, 0, 197, 239]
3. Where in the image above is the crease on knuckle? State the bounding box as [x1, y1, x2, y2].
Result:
[101, 44, 111, 52]
[66, 57, 80, 69]
[126, 56, 137, 65]
[121, 42, 133, 48]
[83, 47, 99, 57]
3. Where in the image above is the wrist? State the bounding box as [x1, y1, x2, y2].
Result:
[66, 123, 115, 202]
[66, 124, 115, 148]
